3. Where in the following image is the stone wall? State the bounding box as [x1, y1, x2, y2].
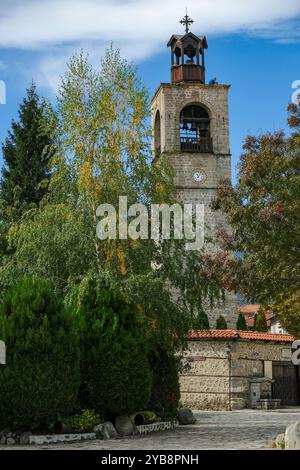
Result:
[150, 82, 231, 155]
[180, 339, 293, 410]
[150, 82, 238, 327]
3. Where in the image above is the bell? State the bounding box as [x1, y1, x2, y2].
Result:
[182, 122, 188, 131]
[190, 122, 197, 132]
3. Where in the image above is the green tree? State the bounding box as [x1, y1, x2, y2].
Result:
[0, 83, 55, 221]
[71, 273, 152, 415]
[236, 313, 248, 331]
[253, 309, 268, 332]
[216, 315, 227, 329]
[0, 276, 80, 430]
[195, 312, 210, 330]
[1, 48, 224, 329]
[211, 102, 300, 336]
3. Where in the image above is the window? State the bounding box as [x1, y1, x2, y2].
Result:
[180, 104, 212, 153]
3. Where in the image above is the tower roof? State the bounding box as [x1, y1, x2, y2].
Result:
[167, 32, 208, 50]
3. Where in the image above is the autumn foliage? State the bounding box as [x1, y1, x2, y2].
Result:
[210, 103, 300, 337]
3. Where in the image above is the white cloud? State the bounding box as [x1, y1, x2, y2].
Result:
[0, 0, 299, 93]
[0, 0, 299, 48]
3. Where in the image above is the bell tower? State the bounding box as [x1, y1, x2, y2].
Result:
[150, 14, 238, 327]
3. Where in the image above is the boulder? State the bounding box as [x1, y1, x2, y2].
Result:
[115, 415, 135, 436]
[285, 422, 300, 450]
[6, 437, 16, 445]
[93, 422, 118, 439]
[177, 408, 196, 425]
[19, 432, 32, 445]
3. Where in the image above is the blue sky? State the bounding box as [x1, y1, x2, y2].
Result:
[0, 0, 299, 183]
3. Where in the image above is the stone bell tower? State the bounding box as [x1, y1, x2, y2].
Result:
[150, 14, 238, 327]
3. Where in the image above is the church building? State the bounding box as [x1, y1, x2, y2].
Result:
[150, 14, 238, 327]
[150, 15, 298, 410]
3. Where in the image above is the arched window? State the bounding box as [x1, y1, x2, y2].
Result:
[180, 104, 212, 153]
[154, 110, 161, 157]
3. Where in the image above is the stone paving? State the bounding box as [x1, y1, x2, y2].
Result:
[2, 408, 300, 450]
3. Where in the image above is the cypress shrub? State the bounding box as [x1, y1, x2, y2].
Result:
[73, 274, 152, 416]
[216, 315, 228, 329]
[0, 276, 80, 430]
[254, 309, 268, 332]
[149, 349, 180, 416]
[236, 313, 248, 331]
[196, 312, 210, 329]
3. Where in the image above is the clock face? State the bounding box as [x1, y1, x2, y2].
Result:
[192, 170, 205, 183]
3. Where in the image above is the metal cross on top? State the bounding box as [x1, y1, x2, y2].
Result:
[180, 9, 194, 34]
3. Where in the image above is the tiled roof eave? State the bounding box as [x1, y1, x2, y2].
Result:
[189, 329, 294, 343]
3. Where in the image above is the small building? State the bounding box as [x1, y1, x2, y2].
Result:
[180, 330, 299, 410]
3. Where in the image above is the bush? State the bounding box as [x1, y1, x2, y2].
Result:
[236, 313, 248, 331]
[72, 274, 152, 416]
[216, 315, 227, 329]
[0, 276, 80, 430]
[149, 349, 180, 417]
[62, 409, 100, 433]
[195, 312, 210, 329]
[254, 309, 268, 332]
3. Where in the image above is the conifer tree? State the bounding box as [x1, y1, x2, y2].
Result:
[236, 313, 248, 331]
[216, 315, 228, 329]
[196, 312, 210, 330]
[254, 309, 268, 332]
[0, 83, 54, 221]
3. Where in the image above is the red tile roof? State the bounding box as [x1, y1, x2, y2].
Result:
[238, 305, 274, 328]
[239, 304, 260, 314]
[190, 329, 293, 342]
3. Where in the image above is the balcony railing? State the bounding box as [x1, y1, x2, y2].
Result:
[180, 136, 213, 153]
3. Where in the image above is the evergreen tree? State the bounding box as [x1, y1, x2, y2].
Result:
[0, 276, 80, 430]
[216, 315, 227, 329]
[254, 309, 268, 332]
[0, 83, 54, 221]
[236, 313, 248, 331]
[71, 273, 152, 415]
[195, 312, 210, 330]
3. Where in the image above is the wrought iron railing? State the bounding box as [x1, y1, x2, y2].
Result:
[180, 136, 213, 153]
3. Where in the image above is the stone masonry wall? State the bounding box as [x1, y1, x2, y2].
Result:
[180, 339, 293, 410]
[150, 82, 238, 327]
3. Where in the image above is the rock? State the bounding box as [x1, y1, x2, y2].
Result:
[275, 433, 285, 449]
[285, 422, 300, 450]
[177, 408, 196, 425]
[0, 436, 6, 445]
[6, 437, 16, 445]
[115, 415, 134, 436]
[93, 422, 118, 439]
[104, 422, 118, 439]
[19, 431, 32, 445]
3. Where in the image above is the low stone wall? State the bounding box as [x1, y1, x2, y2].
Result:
[0, 421, 178, 446]
[136, 421, 178, 435]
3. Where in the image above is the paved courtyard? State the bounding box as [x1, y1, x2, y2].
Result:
[2, 408, 300, 450]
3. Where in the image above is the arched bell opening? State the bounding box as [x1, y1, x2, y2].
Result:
[154, 110, 161, 157]
[180, 104, 213, 153]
